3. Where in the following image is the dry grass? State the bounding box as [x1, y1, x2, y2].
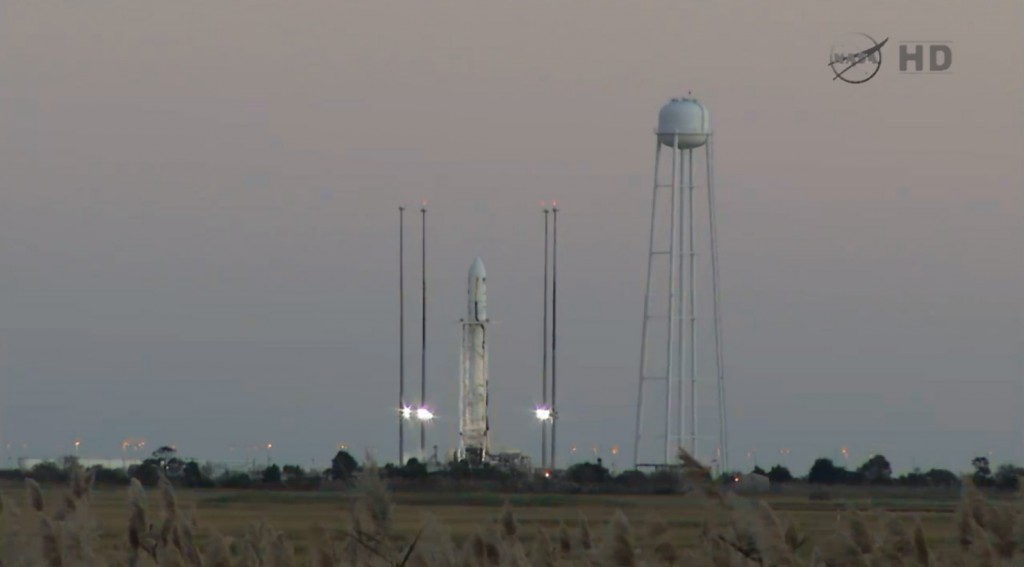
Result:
[0, 451, 1019, 565]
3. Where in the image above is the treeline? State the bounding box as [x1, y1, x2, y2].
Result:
[13, 447, 1022, 494]
[10, 447, 366, 490]
[789, 454, 1021, 490]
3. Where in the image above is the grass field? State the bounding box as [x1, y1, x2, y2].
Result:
[0, 468, 1008, 565]
[71, 487, 959, 550]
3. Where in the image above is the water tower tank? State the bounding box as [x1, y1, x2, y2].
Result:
[657, 97, 710, 149]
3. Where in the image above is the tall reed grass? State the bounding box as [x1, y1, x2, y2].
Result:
[0, 451, 1019, 565]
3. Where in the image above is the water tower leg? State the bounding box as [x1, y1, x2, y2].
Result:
[687, 148, 698, 458]
[706, 136, 729, 473]
[633, 141, 662, 468]
[677, 148, 687, 458]
[663, 136, 681, 464]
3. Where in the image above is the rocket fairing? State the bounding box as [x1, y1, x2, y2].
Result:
[468, 258, 487, 322]
[460, 257, 490, 464]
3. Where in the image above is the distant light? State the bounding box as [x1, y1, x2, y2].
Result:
[544, 470, 551, 478]
[401, 406, 413, 420]
[415, 407, 434, 421]
[534, 408, 552, 421]
[267, 443, 273, 450]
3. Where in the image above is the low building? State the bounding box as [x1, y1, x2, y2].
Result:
[490, 450, 531, 474]
[17, 457, 143, 471]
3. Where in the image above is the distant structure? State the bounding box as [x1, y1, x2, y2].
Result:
[534, 204, 559, 471]
[459, 258, 491, 465]
[633, 95, 729, 472]
[731, 472, 771, 494]
[396, 202, 436, 464]
[398, 206, 407, 465]
[18, 457, 143, 471]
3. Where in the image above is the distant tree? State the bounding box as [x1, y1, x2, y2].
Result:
[92, 467, 129, 486]
[898, 467, 927, 487]
[0, 469, 24, 482]
[842, 469, 865, 484]
[201, 462, 216, 480]
[152, 446, 177, 466]
[217, 472, 253, 489]
[331, 450, 359, 482]
[972, 456, 993, 487]
[924, 468, 960, 487]
[566, 460, 612, 484]
[650, 468, 679, 494]
[282, 465, 306, 480]
[994, 464, 1023, 491]
[262, 464, 282, 484]
[444, 459, 471, 480]
[30, 461, 67, 484]
[182, 461, 214, 488]
[767, 465, 793, 484]
[166, 457, 185, 478]
[130, 461, 161, 487]
[808, 458, 843, 485]
[399, 458, 429, 481]
[857, 455, 893, 484]
[61, 455, 80, 473]
[614, 469, 648, 488]
[752, 465, 767, 476]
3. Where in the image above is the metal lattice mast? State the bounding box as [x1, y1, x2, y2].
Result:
[541, 208, 550, 469]
[420, 204, 427, 458]
[550, 205, 559, 470]
[399, 206, 406, 465]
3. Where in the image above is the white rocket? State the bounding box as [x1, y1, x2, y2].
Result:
[459, 257, 490, 463]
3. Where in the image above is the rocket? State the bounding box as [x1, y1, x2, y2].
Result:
[468, 257, 487, 322]
[459, 257, 490, 464]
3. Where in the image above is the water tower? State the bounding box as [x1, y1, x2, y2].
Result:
[632, 95, 729, 472]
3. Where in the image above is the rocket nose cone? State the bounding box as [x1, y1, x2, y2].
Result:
[469, 257, 486, 279]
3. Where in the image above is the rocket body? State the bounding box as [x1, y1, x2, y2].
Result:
[460, 258, 490, 463]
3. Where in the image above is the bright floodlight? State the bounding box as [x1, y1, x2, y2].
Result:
[534, 408, 552, 421]
[400, 406, 413, 420]
[415, 407, 434, 421]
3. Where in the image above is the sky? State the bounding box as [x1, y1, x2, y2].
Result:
[0, 1, 1020, 476]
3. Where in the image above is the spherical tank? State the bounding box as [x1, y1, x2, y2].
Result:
[657, 97, 710, 149]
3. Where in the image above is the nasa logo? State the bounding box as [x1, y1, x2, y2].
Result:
[828, 33, 888, 84]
